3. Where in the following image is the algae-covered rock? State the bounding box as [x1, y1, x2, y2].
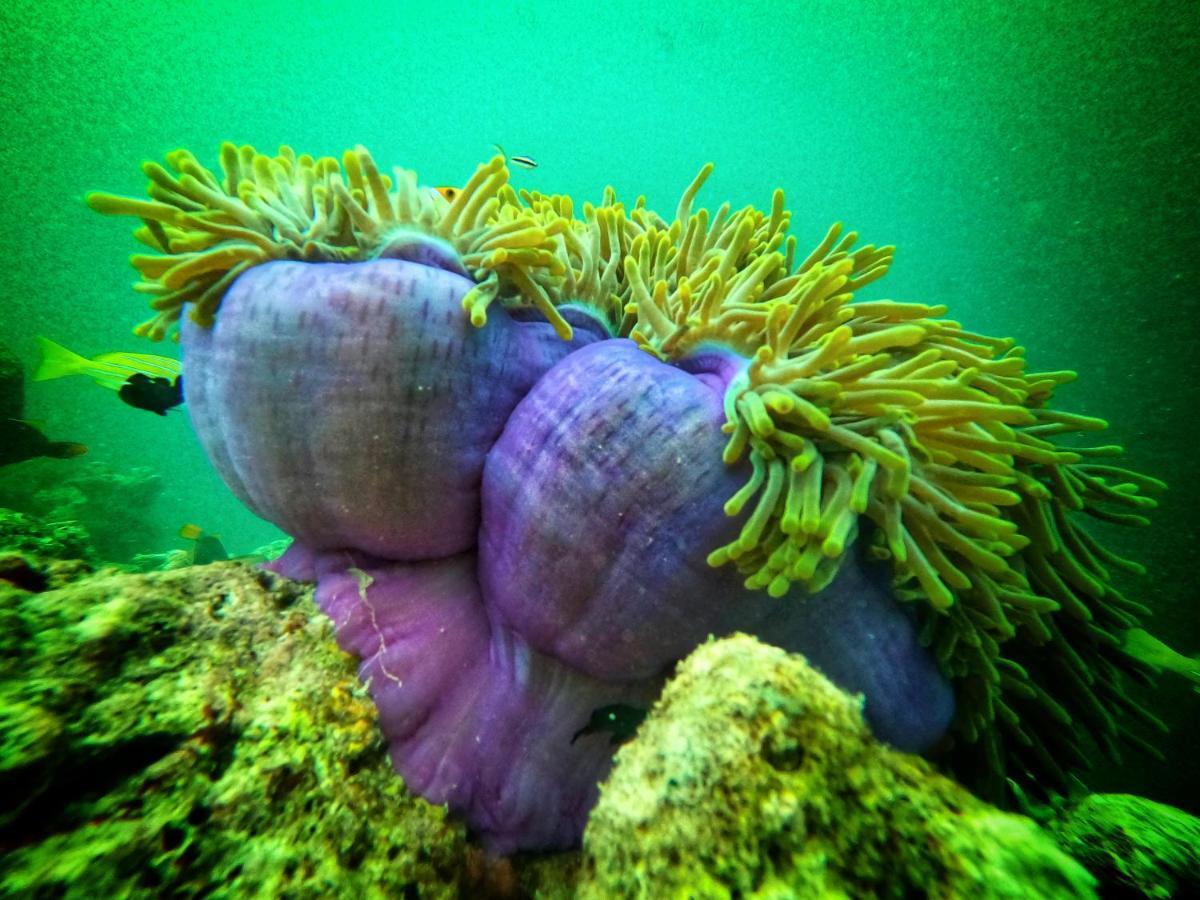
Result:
[0, 507, 94, 563]
[12, 524, 1177, 899]
[0, 507, 96, 594]
[1046, 793, 1200, 898]
[581, 633, 1098, 899]
[0, 561, 467, 897]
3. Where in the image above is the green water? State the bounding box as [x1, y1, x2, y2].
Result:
[2, 0, 1196, 814]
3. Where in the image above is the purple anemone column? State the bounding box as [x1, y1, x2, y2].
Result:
[182, 258, 605, 560]
[191, 256, 954, 851]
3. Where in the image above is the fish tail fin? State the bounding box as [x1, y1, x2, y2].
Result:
[47, 441, 87, 459]
[34, 337, 90, 382]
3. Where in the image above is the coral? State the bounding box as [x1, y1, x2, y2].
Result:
[1046, 793, 1200, 898]
[87, 144, 1165, 846]
[581, 633, 1097, 899]
[0, 561, 468, 897]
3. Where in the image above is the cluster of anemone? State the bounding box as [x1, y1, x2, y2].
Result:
[87, 144, 1165, 801]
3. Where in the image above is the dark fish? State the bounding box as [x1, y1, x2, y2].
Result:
[179, 524, 229, 565]
[571, 703, 648, 747]
[0, 418, 86, 467]
[119, 372, 184, 416]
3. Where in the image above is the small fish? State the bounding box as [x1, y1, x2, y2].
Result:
[118, 372, 184, 416]
[34, 336, 181, 391]
[178, 524, 229, 565]
[431, 146, 538, 204]
[135, 533, 266, 572]
[0, 418, 86, 467]
[493, 143, 537, 169]
[571, 703, 648, 747]
[1122, 628, 1200, 690]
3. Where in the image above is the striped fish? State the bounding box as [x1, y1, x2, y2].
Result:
[432, 147, 538, 204]
[493, 143, 537, 169]
[34, 336, 181, 391]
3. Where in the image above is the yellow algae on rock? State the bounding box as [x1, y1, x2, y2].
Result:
[581, 633, 1097, 899]
[0, 558, 466, 898]
[1046, 793, 1200, 898]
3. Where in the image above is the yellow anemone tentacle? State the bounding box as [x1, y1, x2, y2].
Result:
[87, 144, 579, 342]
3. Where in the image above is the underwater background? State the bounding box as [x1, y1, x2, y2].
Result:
[1, 0, 1196, 816]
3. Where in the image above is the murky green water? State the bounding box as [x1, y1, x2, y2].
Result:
[2, 0, 1196, 817]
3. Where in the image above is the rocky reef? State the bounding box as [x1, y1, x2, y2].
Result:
[0, 549, 466, 897]
[1046, 793, 1200, 899]
[580, 633, 1098, 898]
[0, 507, 95, 593]
[3, 511, 1196, 898]
[0, 460, 164, 563]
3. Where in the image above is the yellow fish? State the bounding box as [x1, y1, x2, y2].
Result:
[34, 337, 181, 391]
[178, 524, 229, 565]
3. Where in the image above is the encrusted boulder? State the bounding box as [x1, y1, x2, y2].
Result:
[581, 633, 1098, 899]
[1046, 793, 1200, 899]
[0, 562, 467, 897]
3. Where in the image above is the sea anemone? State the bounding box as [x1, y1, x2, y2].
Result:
[87, 144, 1165, 847]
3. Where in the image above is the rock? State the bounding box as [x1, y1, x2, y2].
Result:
[0, 507, 94, 563]
[1046, 793, 1200, 898]
[0, 507, 96, 594]
[581, 633, 1098, 899]
[0, 561, 467, 898]
[8, 520, 1179, 899]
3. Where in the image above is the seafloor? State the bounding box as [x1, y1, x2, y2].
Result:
[2, 507, 1198, 899]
